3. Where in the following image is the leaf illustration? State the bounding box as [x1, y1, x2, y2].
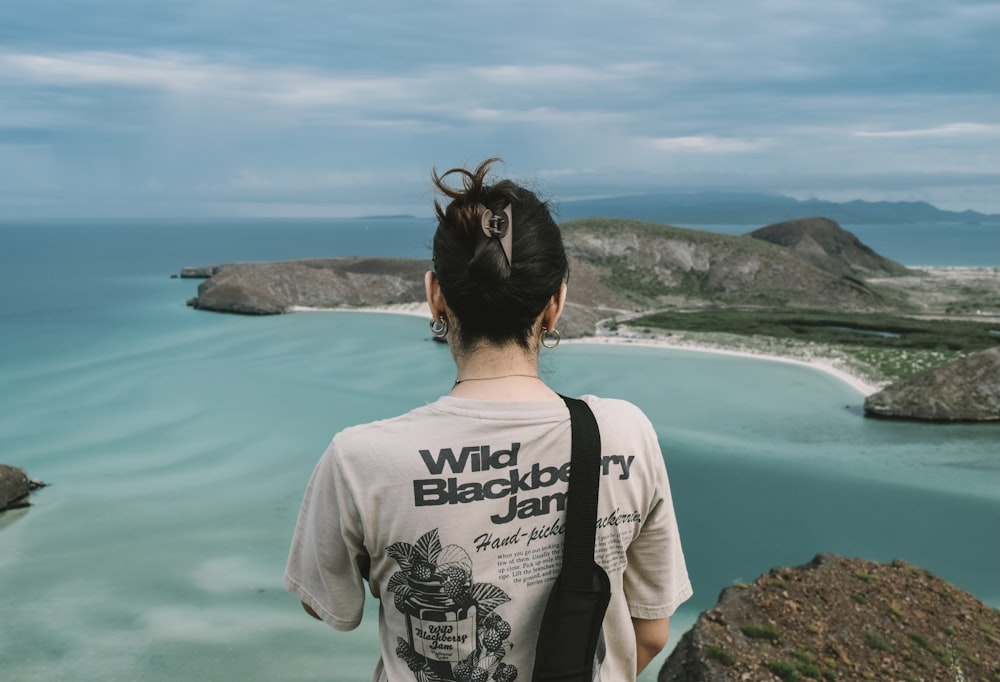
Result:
[470, 583, 511, 618]
[477, 652, 502, 671]
[416, 668, 446, 682]
[387, 571, 408, 593]
[387, 542, 415, 569]
[414, 529, 443, 564]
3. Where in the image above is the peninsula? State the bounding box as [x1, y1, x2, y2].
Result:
[182, 217, 1000, 417]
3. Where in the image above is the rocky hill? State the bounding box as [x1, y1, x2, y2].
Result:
[747, 217, 911, 278]
[864, 347, 1000, 421]
[560, 218, 890, 312]
[184, 218, 906, 336]
[187, 257, 430, 314]
[659, 553, 1000, 682]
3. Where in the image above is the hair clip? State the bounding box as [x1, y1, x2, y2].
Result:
[479, 204, 513, 266]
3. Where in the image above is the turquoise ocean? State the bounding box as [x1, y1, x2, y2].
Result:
[1, 218, 998, 681]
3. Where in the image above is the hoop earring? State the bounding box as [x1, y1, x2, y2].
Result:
[429, 317, 448, 339]
[541, 326, 561, 349]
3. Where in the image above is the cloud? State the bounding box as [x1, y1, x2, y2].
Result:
[854, 123, 1000, 139]
[0, 0, 997, 215]
[647, 135, 763, 153]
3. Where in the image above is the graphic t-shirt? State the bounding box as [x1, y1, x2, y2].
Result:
[285, 395, 692, 682]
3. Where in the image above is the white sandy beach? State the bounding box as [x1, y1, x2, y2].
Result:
[292, 303, 880, 396]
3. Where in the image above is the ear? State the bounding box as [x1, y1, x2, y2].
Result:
[425, 271, 448, 320]
[541, 283, 568, 332]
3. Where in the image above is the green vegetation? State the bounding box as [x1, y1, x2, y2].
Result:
[854, 571, 878, 583]
[741, 624, 783, 642]
[767, 658, 837, 681]
[632, 310, 998, 354]
[768, 661, 801, 681]
[603, 256, 672, 302]
[629, 309, 998, 381]
[705, 646, 738, 666]
[864, 632, 892, 652]
[851, 592, 868, 605]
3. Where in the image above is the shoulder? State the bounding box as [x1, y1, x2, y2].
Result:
[331, 402, 441, 453]
[577, 394, 662, 457]
[578, 394, 654, 428]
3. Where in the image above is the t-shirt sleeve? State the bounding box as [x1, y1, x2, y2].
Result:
[622, 413, 693, 620]
[284, 439, 369, 631]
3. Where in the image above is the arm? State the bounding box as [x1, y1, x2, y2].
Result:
[633, 616, 671, 675]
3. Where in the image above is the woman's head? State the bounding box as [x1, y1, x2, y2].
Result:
[430, 158, 568, 351]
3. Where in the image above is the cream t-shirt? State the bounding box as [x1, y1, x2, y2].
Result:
[285, 395, 692, 682]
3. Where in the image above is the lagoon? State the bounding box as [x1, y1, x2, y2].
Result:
[0, 219, 997, 681]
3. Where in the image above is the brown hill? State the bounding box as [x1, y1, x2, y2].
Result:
[560, 219, 888, 312]
[747, 217, 911, 278]
[659, 554, 1000, 682]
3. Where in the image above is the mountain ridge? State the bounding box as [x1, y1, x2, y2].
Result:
[555, 192, 1000, 225]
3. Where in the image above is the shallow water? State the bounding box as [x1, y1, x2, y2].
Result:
[1, 219, 998, 681]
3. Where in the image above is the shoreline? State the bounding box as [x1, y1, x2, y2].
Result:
[292, 303, 880, 396]
[564, 335, 879, 396]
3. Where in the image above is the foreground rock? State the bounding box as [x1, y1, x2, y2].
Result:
[0, 465, 45, 512]
[659, 554, 1000, 682]
[864, 347, 1000, 421]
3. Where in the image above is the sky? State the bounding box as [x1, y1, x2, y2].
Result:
[2, 0, 999, 218]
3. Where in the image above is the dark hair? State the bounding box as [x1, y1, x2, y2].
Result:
[432, 158, 568, 349]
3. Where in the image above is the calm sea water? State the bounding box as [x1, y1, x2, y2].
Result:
[0, 218, 998, 681]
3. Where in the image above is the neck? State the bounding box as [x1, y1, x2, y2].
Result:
[449, 343, 555, 401]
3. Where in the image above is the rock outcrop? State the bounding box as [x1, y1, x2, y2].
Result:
[0, 465, 44, 512]
[659, 553, 1000, 682]
[864, 347, 1000, 421]
[747, 217, 911, 278]
[187, 257, 431, 314]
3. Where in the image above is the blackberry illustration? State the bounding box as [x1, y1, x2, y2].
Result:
[440, 565, 471, 599]
[393, 591, 409, 613]
[480, 626, 505, 652]
[494, 662, 518, 682]
[409, 559, 435, 581]
[481, 613, 510, 638]
[388, 529, 517, 682]
[453, 659, 473, 680]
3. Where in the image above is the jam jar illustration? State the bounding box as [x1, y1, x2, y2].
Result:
[406, 572, 477, 668]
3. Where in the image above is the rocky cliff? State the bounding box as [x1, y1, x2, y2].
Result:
[659, 553, 1000, 682]
[187, 257, 431, 314]
[864, 347, 1000, 421]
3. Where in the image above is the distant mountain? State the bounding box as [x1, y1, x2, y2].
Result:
[747, 217, 911, 278]
[555, 192, 1000, 225]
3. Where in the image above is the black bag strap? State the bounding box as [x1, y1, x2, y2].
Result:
[559, 394, 602, 590]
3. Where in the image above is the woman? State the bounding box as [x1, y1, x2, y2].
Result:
[285, 159, 692, 681]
